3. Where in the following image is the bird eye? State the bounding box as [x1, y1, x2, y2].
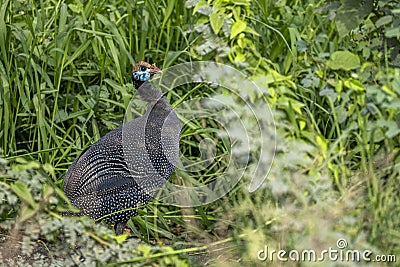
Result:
[140, 66, 147, 72]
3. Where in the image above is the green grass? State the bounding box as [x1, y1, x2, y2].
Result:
[1, 0, 400, 266]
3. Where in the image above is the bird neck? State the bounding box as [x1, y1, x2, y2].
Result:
[137, 81, 163, 102]
[144, 97, 174, 127]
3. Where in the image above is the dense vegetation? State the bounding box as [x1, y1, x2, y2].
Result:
[1, 0, 399, 265]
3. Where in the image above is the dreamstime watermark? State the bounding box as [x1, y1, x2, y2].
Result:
[257, 238, 397, 263]
[123, 61, 276, 207]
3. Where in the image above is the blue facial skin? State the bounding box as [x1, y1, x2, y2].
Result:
[132, 67, 151, 81]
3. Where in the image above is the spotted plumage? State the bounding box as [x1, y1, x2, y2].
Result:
[64, 62, 180, 235]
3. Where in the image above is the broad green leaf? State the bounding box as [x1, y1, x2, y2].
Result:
[344, 78, 365, 91]
[210, 13, 224, 35]
[193, 0, 207, 15]
[320, 87, 338, 102]
[43, 163, 56, 180]
[377, 120, 400, 138]
[12, 160, 40, 171]
[115, 233, 129, 243]
[43, 183, 54, 199]
[375, 15, 393, 28]
[137, 244, 151, 257]
[335, 0, 373, 38]
[68, 3, 83, 13]
[54, 187, 79, 211]
[244, 26, 261, 36]
[299, 120, 306, 130]
[232, 6, 241, 21]
[0, 0, 9, 62]
[385, 27, 400, 38]
[162, 0, 176, 26]
[59, 3, 67, 32]
[335, 79, 343, 94]
[231, 0, 250, 6]
[54, 109, 68, 123]
[230, 20, 246, 39]
[19, 205, 38, 223]
[316, 135, 327, 157]
[381, 84, 397, 97]
[234, 52, 246, 62]
[327, 50, 360, 70]
[10, 181, 38, 209]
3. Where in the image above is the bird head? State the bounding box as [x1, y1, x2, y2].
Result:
[132, 61, 161, 89]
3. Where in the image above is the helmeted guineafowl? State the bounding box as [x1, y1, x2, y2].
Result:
[64, 61, 180, 235]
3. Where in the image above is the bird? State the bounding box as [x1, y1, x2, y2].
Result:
[63, 61, 180, 235]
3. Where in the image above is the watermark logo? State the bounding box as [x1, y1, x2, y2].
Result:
[257, 238, 397, 263]
[336, 238, 348, 249]
[123, 61, 276, 207]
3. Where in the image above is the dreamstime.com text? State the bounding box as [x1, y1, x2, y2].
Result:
[257, 239, 397, 263]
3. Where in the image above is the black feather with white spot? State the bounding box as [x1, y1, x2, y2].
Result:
[64, 62, 180, 235]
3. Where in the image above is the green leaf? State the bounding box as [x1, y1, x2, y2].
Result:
[231, 0, 250, 6]
[10, 181, 38, 209]
[344, 78, 365, 91]
[385, 27, 400, 38]
[210, 13, 224, 35]
[162, 0, 176, 26]
[42, 183, 54, 199]
[64, 39, 91, 68]
[12, 160, 41, 171]
[55, 109, 68, 123]
[0, 0, 10, 63]
[335, 0, 373, 38]
[230, 19, 246, 39]
[68, 3, 83, 13]
[193, 0, 207, 15]
[375, 15, 393, 28]
[244, 26, 261, 36]
[377, 119, 400, 138]
[114, 233, 129, 243]
[59, 3, 67, 32]
[232, 6, 241, 21]
[137, 244, 151, 257]
[19, 205, 38, 222]
[316, 135, 327, 157]
[43, 163, 56, 178]
[327, 50, 360, 70]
